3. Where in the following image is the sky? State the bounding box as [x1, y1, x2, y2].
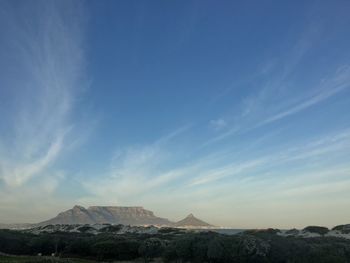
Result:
[0, 0, 350, 229]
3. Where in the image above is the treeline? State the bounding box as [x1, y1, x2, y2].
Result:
[1, 229, 350, 262]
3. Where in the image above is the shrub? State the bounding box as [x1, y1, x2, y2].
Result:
[303, 226, 329, 235]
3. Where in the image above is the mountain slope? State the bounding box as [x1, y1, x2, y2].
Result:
[175, 213, 213, 227]
[38, 205, 172, 226]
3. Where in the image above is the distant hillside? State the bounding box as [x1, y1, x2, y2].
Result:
[332, 224, 350, 234]
[0, 223, 34, 230]
[38, 205, 172, 226]
[175, 213, 213, 228]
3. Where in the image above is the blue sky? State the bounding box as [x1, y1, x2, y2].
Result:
[0, 0, 350, 228]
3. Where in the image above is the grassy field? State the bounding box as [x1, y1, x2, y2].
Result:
[0, 255, 149, 263]
[0, 255, 96, 263]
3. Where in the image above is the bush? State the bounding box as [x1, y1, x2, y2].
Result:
[91, 240, 120, 260]
[207, 238, 224, 262]
[332, 224, 350, 234]
[77, 225, 95, 233]
[99, 224, 123, 233]
[303, 226, 329, 235]
[138, 238, 165, 261]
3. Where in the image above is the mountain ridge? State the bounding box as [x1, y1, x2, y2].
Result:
[38, 205, 172, 226]
[36, 205, 214, 227]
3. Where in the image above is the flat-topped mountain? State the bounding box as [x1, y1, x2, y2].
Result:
[34, 205, 214, 228]
[38, 205, 171, 226]
[175, 213, 213, 227]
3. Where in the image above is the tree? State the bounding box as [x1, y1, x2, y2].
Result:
[207, 238, 224, 263]
[138, 238, 165, 262]
[175, 236, 193, 261]
[92, 240, 118, 260]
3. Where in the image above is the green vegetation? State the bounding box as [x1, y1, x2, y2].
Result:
[0, 228, 350, 262]
[99, 224, 123, 233]
[333, 224, 350, 234]
[303, 226, 329, 235]
[0, 255, 94, 263]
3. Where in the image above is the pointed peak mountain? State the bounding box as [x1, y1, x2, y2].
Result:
[175, 213, 213, 228]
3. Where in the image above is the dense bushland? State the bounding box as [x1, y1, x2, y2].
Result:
[0, 229, 350, 262]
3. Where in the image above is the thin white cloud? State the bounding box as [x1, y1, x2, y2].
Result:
[187, 158, 267, 186]
[1, 133, 65, 187]
[205, 65, 350, 146]
[187, 129, 350, 187]
[204, 20, 346, 147]
[260, 66, 350, 125]
[83, 123, 350, 211]
[201, 126, 239, 147]
[209, 118, 227, 130]
[0, 1, 87, 188]
[82, 125, 191, 204]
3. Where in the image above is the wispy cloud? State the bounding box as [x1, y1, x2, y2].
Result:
[82, 121, 350, 215]
[141, 130, 350, 227]
[187, 158, 267, 186]
[209, 118, 227, 130]
[204, 18, 348, 147]
[193, 129, 350, 187]
[205, 64, 350, 146]
[0, 1, 87, 188]
[82, 126, 191, 204]
[259, 66, 350, 126]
